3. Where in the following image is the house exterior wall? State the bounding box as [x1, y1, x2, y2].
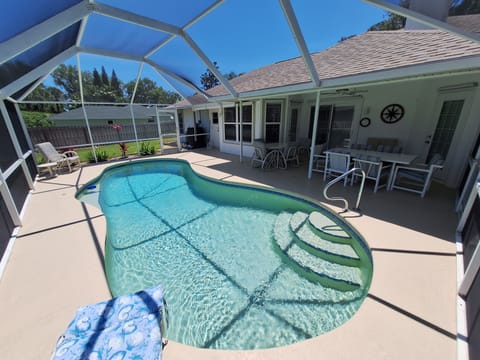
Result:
[204, 71, 480, 188]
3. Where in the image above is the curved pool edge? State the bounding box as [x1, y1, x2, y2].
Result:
[76, 157, 374, 347]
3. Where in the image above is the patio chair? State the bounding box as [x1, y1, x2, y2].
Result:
[390, 154, 444, 198]
[312, 143, 327, 173]
[51, 284, 167, 360]
[251, 145, 268, 168]
[36, 142, 80, 172]
[351, 156, 392, 192]
[323, 151, 352, 186]
[284, 144, 299, 167]
[391, 145, 402, 153]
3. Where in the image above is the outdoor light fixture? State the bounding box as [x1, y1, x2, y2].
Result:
[438, 82, 478, 92]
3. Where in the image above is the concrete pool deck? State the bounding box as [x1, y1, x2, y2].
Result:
[0, 149, 458, 359]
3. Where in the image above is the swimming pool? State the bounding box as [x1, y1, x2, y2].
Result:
[76, 159, 373, 350]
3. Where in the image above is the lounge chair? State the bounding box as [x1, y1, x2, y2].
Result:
[36, 142, 80, 172]
[51, 284, 167, 360]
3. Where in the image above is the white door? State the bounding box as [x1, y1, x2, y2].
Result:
[210, 111, 220, 148]
[422, 91, 474, 186]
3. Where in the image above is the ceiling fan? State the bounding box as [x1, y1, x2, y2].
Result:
[320, 88, 368, 96]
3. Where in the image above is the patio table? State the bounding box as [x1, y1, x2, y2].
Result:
[327, 148, 418, 190]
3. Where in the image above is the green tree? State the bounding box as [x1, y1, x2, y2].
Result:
[368, 0, 408, 31]
[21, 111, 53, 127]
[224, 71, 242, 80]
[92, 68, 102, 87]
[449, 0, 480, 15]
[338, 35, 356, 43]
[124, 78, 180, 104]
[200, 61, 220, 90]
[51, 64, 80, 101]
[110, 69, 123, 98]
[21, 84, 65, 113]
[101, 66, 109, 86]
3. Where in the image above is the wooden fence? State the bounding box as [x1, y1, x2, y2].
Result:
[28, 122, 177, 149]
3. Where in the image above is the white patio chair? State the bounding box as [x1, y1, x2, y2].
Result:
[36, 142, 80, 172]
[351, 156, 392, 193]
[390, 154, 444, 198]
[251, 145, 267, 168]
[323, 151, 352, 186]
[284, 144, 299, 167]
[312, 143, 327, 173]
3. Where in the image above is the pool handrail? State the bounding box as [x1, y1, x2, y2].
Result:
[323, 167, 366, 212]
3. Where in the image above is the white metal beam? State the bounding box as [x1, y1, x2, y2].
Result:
[279, 0, 321, 87]
[0, 101, 34, 190]
[181, 31, 238, 98]
[91, 2, 181, 36]
[364, 0, 480, 43]
[76, 15, 89, 47]
[76, 54, 97, 162]
[16, 74, 51, 102]
[1, 46, 78, 98]
[0, 1, 91, 65]
[144, 59, 208, 98]
[79, 46, 144, 63]
[144, 1, 225, 59]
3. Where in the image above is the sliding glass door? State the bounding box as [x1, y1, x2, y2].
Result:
[309, 104, 354, 148]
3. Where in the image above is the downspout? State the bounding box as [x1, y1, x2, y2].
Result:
[308, 90, 321, 179]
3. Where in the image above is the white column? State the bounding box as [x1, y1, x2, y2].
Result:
[308, 91, 321, 179]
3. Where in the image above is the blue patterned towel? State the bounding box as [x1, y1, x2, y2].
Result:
[52, 285, 164, 360]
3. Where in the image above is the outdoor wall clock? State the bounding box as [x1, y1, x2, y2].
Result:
[380, 104, 404, 124]
[359, 117, 371, 127]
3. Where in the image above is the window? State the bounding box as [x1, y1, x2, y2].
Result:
[224, 106, 236, 141]
[223, 104, 253, 143]
[289, 108, 298, 142]
[178, 111, 184, 134]
[265, 102, 282, 143]
[241, 104, 252, 142]
[212, 112, 219, 124]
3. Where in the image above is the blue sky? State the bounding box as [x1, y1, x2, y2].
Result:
[48, 0, 387, 94]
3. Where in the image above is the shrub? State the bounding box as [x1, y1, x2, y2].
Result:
[140, 142, 156, 156]
[87, 149, 109, 163]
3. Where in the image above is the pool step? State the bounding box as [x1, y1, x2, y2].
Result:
[308, 212, 352, 244]
[292, 212, 360, 267]
[273, 212, 363, 291]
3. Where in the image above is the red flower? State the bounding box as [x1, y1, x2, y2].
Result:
[112, 123, 121, 130]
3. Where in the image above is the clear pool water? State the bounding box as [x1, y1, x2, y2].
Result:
[77, 159, 372, 350]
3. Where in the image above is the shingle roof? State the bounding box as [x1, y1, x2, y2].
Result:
[205, 29, 480, 98]
[169, 93, 209, 109]
[447, 14, 480, 34]
[49, 105, 157, 121]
